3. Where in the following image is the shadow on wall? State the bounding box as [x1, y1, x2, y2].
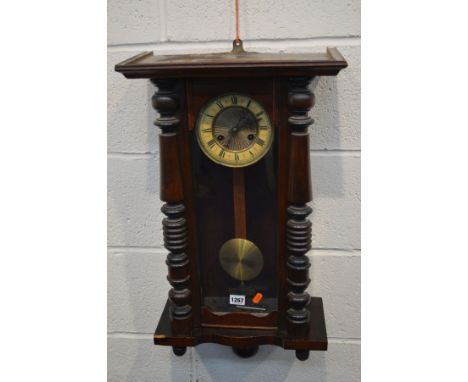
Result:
[112, 340, 331, 381]
[191, 343, 329, 382]
[193, 344, 295, 381]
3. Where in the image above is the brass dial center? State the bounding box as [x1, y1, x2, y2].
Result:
[213, 106, 258, 151]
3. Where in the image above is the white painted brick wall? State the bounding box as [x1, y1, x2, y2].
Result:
[108, 0, 163, 45]
[166, 0, 360, 42]
[108, 0, 360, 380]
[108, 338, 359, 382]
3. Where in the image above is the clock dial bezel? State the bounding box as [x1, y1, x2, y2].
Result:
[195, 93, 274, 168]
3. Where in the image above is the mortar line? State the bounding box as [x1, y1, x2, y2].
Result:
[108, 246, 166, 253]
[107, 331, 360, 344]
[107, 149, 360, 154]
[310, 150, 361, 157]
[310, 149, 361, 152]
[190, 345, 197, 382]
[328, 337, 361, 344]
[107, 332, 152, 339]
[108, 36, 361, 51]
[107, 152, 156, 160]
[108, 246, 360, 255]
[310, 249, 361, 256]
[107, 150, 361, 159]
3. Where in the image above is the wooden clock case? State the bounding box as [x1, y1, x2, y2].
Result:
[115, 44, 347, 361]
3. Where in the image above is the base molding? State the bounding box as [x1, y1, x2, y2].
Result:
[154, 297, 327, 351]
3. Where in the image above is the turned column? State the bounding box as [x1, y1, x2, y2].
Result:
[286, 77, 314, 336]
[151, 79, 192, 334]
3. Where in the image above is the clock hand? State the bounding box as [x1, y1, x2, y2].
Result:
[236, 111, 251, 128]
[226, 114, 244, 148]
[231, 113, 251, 139]
[231, 115, 243, 133]
[226, 129, 235, 148]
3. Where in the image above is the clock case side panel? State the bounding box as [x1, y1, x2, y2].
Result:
[174, 79, 204, 329]
[276, 79, 290, 333]
[151, 79, 202, 335]
[283, 77, 315, 338]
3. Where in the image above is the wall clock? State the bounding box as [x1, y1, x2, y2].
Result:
[115, 39, 347, 361]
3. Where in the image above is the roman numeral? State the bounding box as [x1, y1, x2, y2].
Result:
[216, 100, 224, 109]
[246, 99, 252, 109]
[249, 150, 254, 157]
[207, 139, 216, 148]
[231, 95, 238, 104]
[259, 126, 268, 130]
[205, 113, 214, 118]
[256, 111, 264, 117]
[202, 128, 212, 133]
[255, 137, 265, 146]
[219, 149, 226, 158]
[235, 153, 239, 161]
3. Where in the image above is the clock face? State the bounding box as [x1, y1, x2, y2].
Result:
[196, 93, 274, 168]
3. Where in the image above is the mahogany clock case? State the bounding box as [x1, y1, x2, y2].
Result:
[115, 47, 347, 359]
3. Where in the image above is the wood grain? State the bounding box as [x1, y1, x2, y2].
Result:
[152, 79, 193, 334]
[286, 77, 314, 337]
[116, 49, 347, 79]
[155, 297, 327, 350]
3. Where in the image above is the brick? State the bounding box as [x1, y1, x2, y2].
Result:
[242, 0, 361, 40]
[108, 52, 158, 154]
[108, 336, 193, 382]
[107, 249, 167, 333]
[311, 45, 361, 150]
[166, 1, 232, 42]
[108, 0, 162, 45]
[107, 156, 163, 247]
[311, 154, 361, 249]
[166, 0, 360, 42]
[308, 252, 361, 338]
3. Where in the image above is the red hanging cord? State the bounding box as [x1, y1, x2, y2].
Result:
[235, 0, 240, 45]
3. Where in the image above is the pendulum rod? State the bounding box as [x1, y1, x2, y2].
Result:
[219, 168, 263, 287]
[233, 167, 247, 239]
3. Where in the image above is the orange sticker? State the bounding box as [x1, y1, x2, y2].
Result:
[252, 293, 263, 304]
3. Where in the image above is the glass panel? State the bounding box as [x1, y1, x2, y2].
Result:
[192, 131, 278, 315]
